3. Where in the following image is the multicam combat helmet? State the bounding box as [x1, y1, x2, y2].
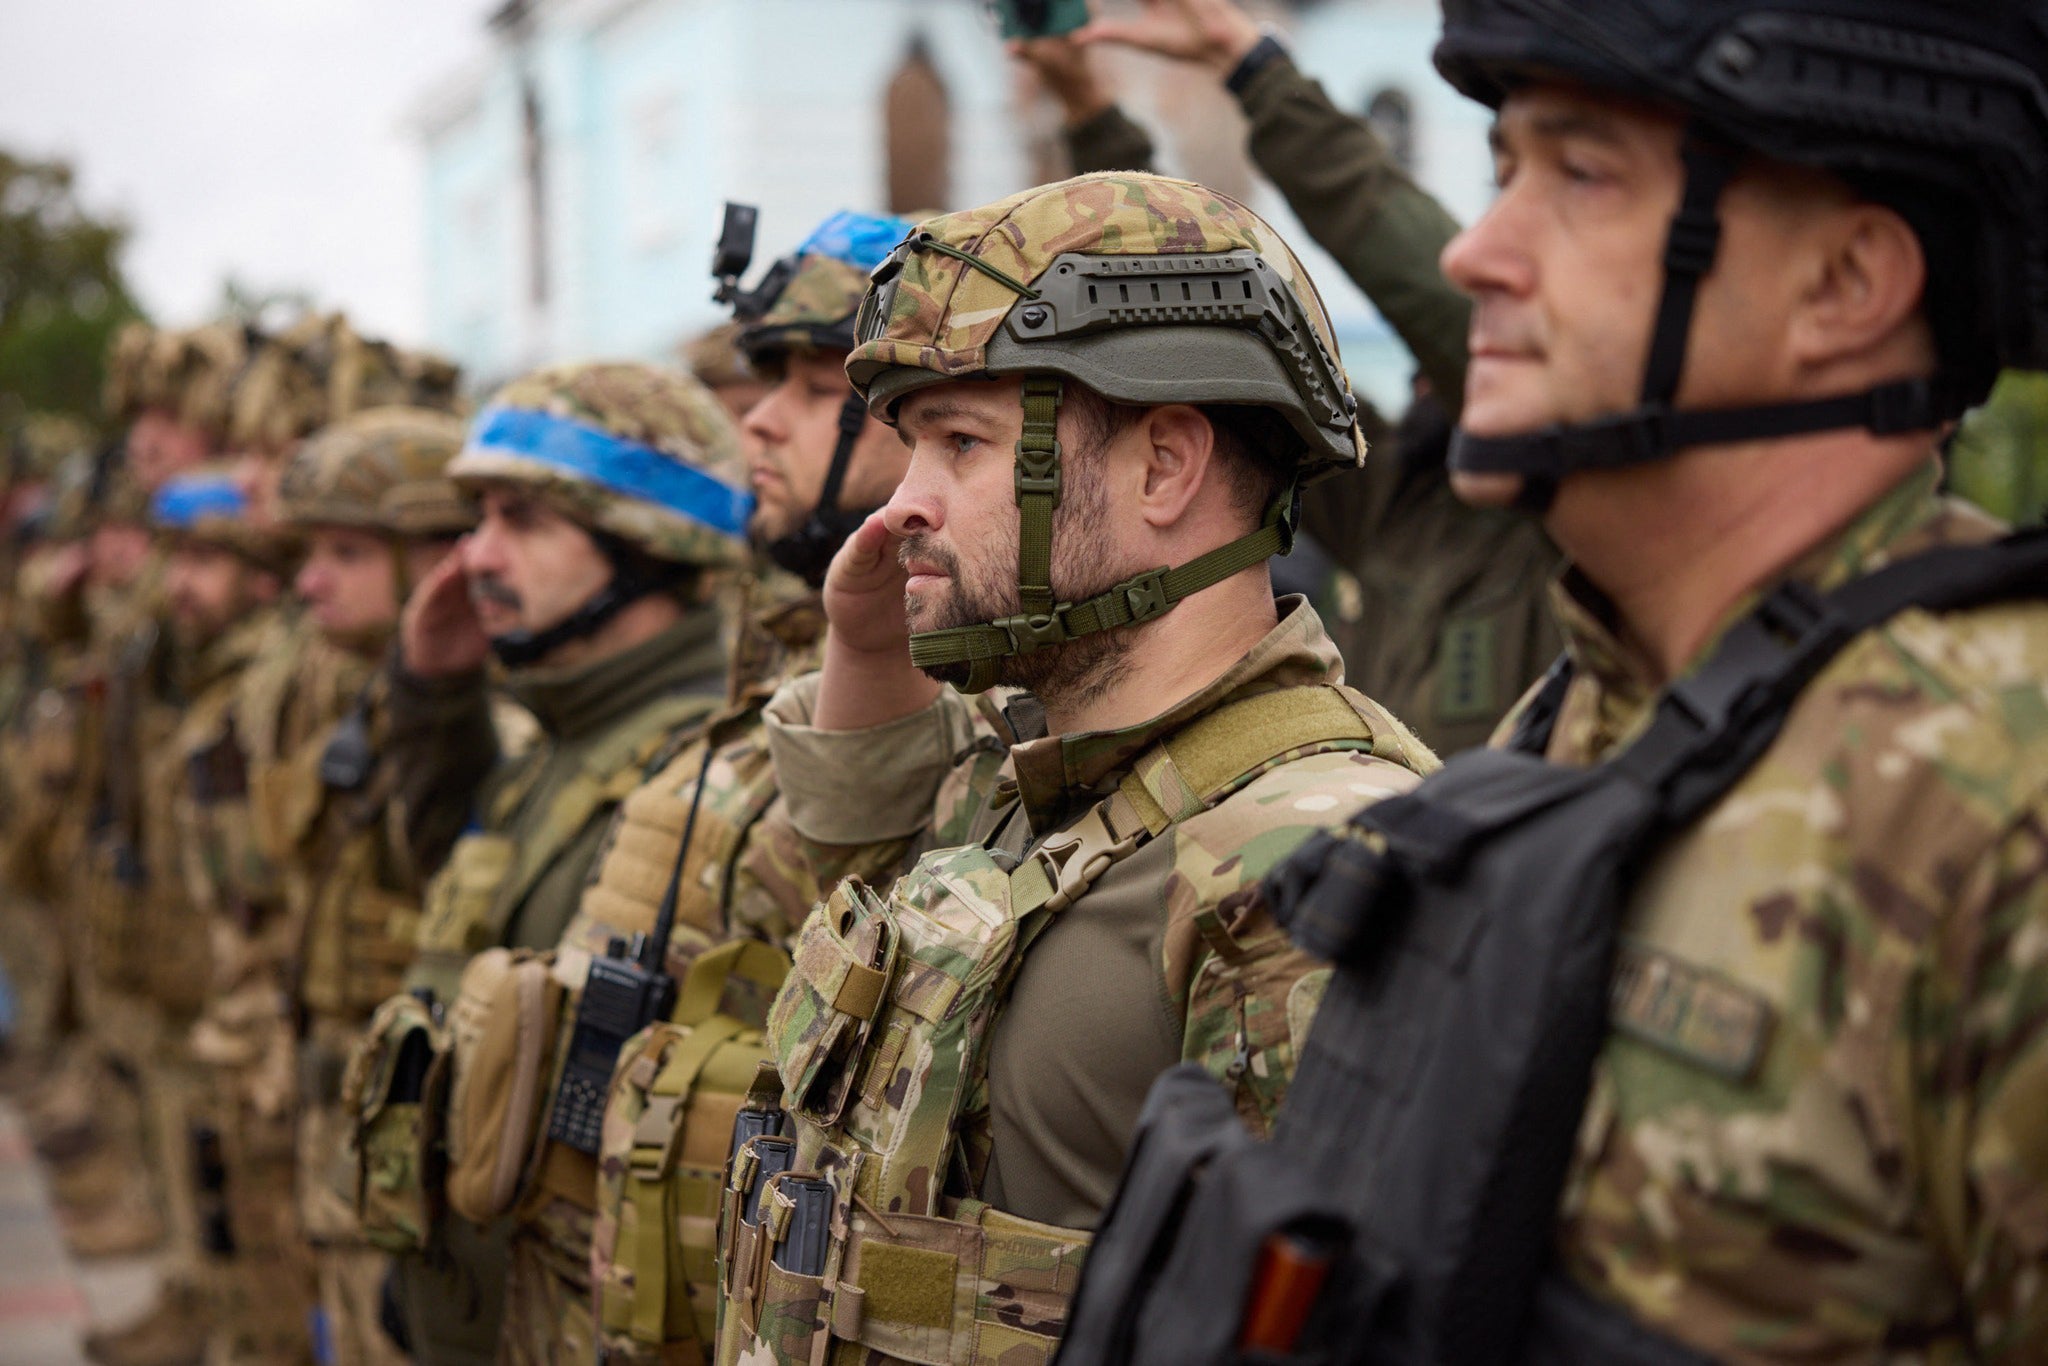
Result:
[280, 407, 472, 540]
[845, 171, 1365, 692]
[104, 321, 250, 439]
[450, 361, 754, 667]
[722, 208, 920, 585]
[232, 314, 464, 455]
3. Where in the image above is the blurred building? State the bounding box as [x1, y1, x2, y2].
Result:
[412, 0, 1488, 407]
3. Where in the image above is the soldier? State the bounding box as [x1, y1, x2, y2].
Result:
[1067, 2, 2048, 1360]
[679, 320, 773, 428]
[271, 408, 476, 1366]
[183, 318, 458, 1366]
[709, 172, 1435, 1365]
[83, 467, 289, 1366]
[488, 212, 925, 1366]
[381, 362, 750, 1366]
[1016, 0, 1564, 752]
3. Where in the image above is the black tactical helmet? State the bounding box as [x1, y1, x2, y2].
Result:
[1434, 0, 2048, 507]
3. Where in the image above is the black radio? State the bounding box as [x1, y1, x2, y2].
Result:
[545, 737, 716, 1155]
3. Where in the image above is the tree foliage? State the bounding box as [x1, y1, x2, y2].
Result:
[0, 149, 145, 430]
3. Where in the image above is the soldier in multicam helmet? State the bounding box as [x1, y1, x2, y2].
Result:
[1014, 0, 1565, 755]
[705, 172, 1436, 1366]
[374, 361, 750, 1366]
[269, 408, 477, 1366]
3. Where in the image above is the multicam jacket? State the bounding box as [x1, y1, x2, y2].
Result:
[1527, 466, 2048, 1361]
[762, 600, 1433, 1229]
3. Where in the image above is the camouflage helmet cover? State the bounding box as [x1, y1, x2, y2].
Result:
[104, 321, 249, 437]
[231, 313, 464, 453]
[279, 406, 473, 538]
[737, 210, 923, 366]
[847, 172, 1365, 474]
[451, 361, 753, 569]
[678, 320, 758, 389]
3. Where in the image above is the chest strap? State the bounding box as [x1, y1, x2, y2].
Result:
[1012, 684, 1382, 916]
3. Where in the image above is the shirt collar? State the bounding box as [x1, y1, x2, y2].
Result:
[1007, 596, 1345, 831]
[1547, 462, 1957, 759]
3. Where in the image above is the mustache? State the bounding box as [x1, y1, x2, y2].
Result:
[896, 534, 960, 577]
[468, 574, 523, 611]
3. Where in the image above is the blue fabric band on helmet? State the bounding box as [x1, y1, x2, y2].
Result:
[466, 406, 753, 538]
[797, 211, 919, 273]
[151, 476, 246, 529]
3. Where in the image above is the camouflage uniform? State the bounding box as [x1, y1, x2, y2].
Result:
[1068, 49, 1563, 753]
[1496, 470, 2048, 1359]
[373, 363, 750, 1366]
[273, 409, 474, 1366]
[712, 174, 1436, 1365]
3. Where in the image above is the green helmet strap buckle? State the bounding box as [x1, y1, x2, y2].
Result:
[995, 610, 1074, 654]
[1118, 568, 1171, 625]
[1014, 440, 1063, 505]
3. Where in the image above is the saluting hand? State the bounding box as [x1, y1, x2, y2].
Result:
[813, 511, 938, 731]
[398, 538, 492, 678]
[1077, 0, 1264, 76]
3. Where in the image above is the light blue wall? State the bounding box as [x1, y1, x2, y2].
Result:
[416, 0, 1487, 409]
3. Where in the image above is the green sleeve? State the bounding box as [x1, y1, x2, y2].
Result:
[1236, 54, 1471, 415]
[1061, 104, 1157, 177]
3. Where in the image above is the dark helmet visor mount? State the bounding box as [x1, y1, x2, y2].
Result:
[1439, 0, 2048, 511]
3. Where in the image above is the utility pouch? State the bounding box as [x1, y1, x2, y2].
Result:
[767, 878, 896, 1126]
[338, 990, 452, 1252]
[591, 941, 791, 1362]
[443, 946, 568, 1223]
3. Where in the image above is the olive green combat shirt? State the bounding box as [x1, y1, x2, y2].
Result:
[765, 601, 1430, 1228]
[1521, 466, 2048, 1361]
[1067, 54, 1564, 754]
[392, 610, 729, 964]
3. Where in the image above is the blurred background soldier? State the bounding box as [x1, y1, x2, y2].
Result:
[182, 317, 460, 1366]
[380, 361, 749, 1366]
[24, 324, 250, 1292]
[678, 320, 772, 430]
[272, 408, 476, 1366]
[1016, 0, 1563, 753]
[85, 467, 290, 1366]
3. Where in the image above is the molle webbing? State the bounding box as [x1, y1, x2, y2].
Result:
[1011, 685, 1382, 915]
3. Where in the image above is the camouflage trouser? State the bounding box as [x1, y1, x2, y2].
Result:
[0, 893, 69, 1063]
[218, 1087, 317, 1366]
[298, 1018, 407, 1366]
[498, 1199, 597, 1366]
[142, 1022, 206, 1272]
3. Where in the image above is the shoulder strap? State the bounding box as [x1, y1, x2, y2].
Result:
[491, 689, 723, 932]
[1621, 528, 2048, 825]
[1012, 684, 1380, 916]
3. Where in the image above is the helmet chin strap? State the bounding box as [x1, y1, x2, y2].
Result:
[906, 376, 1300, 695]
[486, 537, 663, 670]
[1449, 136, 1960, 512]
[764, 391, 874, 588]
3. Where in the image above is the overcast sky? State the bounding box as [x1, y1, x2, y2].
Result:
[0, 0, 493, 348]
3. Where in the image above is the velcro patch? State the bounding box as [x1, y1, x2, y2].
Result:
[856, 1242, 958, 1329]
[1610, 942, 1774, 1083]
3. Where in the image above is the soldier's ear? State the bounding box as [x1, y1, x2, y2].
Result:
[1134, 403, 1216, 532]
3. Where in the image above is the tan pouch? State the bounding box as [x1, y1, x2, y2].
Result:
[444, 946, 567, 1223]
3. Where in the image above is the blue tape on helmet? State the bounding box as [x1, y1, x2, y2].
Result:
[796, 211, 919, 274]
[466, 406, 754, 539]
[151, 476, 247, 529]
